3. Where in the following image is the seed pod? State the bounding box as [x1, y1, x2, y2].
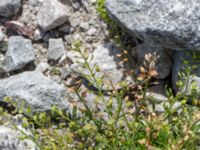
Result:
[140, 66, 146, 73]
[116, 54, 123, 58]
[123, 58, 129, 62]
[123, 50, 128, 54]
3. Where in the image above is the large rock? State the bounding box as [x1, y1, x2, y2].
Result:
[106, 0, 200, 50]
[5, 36, 35, 72]
[172, 51, 200, 94]
[0, 0, 21, 17]
[70, 43, 134, 90]
[134, 43, 172, 79]
[0, 126, 38, 150]
[37, 0, 70, 31]
[0, 71, 68, 112]
[48, 38, 65, 61]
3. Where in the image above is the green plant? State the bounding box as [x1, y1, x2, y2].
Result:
[176, 51, 200, 107]
[96, 0, 111, 24]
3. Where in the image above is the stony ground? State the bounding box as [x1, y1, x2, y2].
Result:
[0, 0, 200, 149]
[0, 0, 114, 149]
[0, 0, 146, 116]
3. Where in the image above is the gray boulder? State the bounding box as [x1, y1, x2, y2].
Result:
[48, 38, 65, 61]
[37, 0, 70, 31]
[5, 36, 35, 72]
[0, 71, 68, 112]
[70, 43, 134, 90]
[106, 0, 200, 50]
[0, 0, 21, 17]
[0, 126, 38, 150]
[172, 51, 200, 94]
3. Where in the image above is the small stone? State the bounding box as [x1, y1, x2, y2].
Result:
[61, 66, 71, 79]
[70, 18, 80, 28]
[34, 28, 45, 41]
[70, 27, 75, 34]
[34, 43, 47, 54]
[5, 36, 35, 72]
[35, 62, 49, 72]
[80, 22, 89, 31]
[0, 54, 4, 61]
[66, 50, 84, 64]
[87, 27, 96, 36]
[72, 2, 80, 10]
[0, 0, 21, 17]
[73, 34, 83, 42]
[85, 38, 92, 44]
[65, 77, 77, 87]
[48, 38, 66, 61]
[64, 35, 73, 44]
[37, 0, 70, 31]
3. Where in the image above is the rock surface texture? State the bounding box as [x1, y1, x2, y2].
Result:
[48, 38, 65, 61]
[0, 126, 38, 150]
[5, 36, 35, 72]
[105, 0, 200, 50]
[0, 0, 199, 147]
[0, 0, 198, 114]
[0, 0, 21, 17]
[0, 71, 68, 112]
[37, 0, 70, 31]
